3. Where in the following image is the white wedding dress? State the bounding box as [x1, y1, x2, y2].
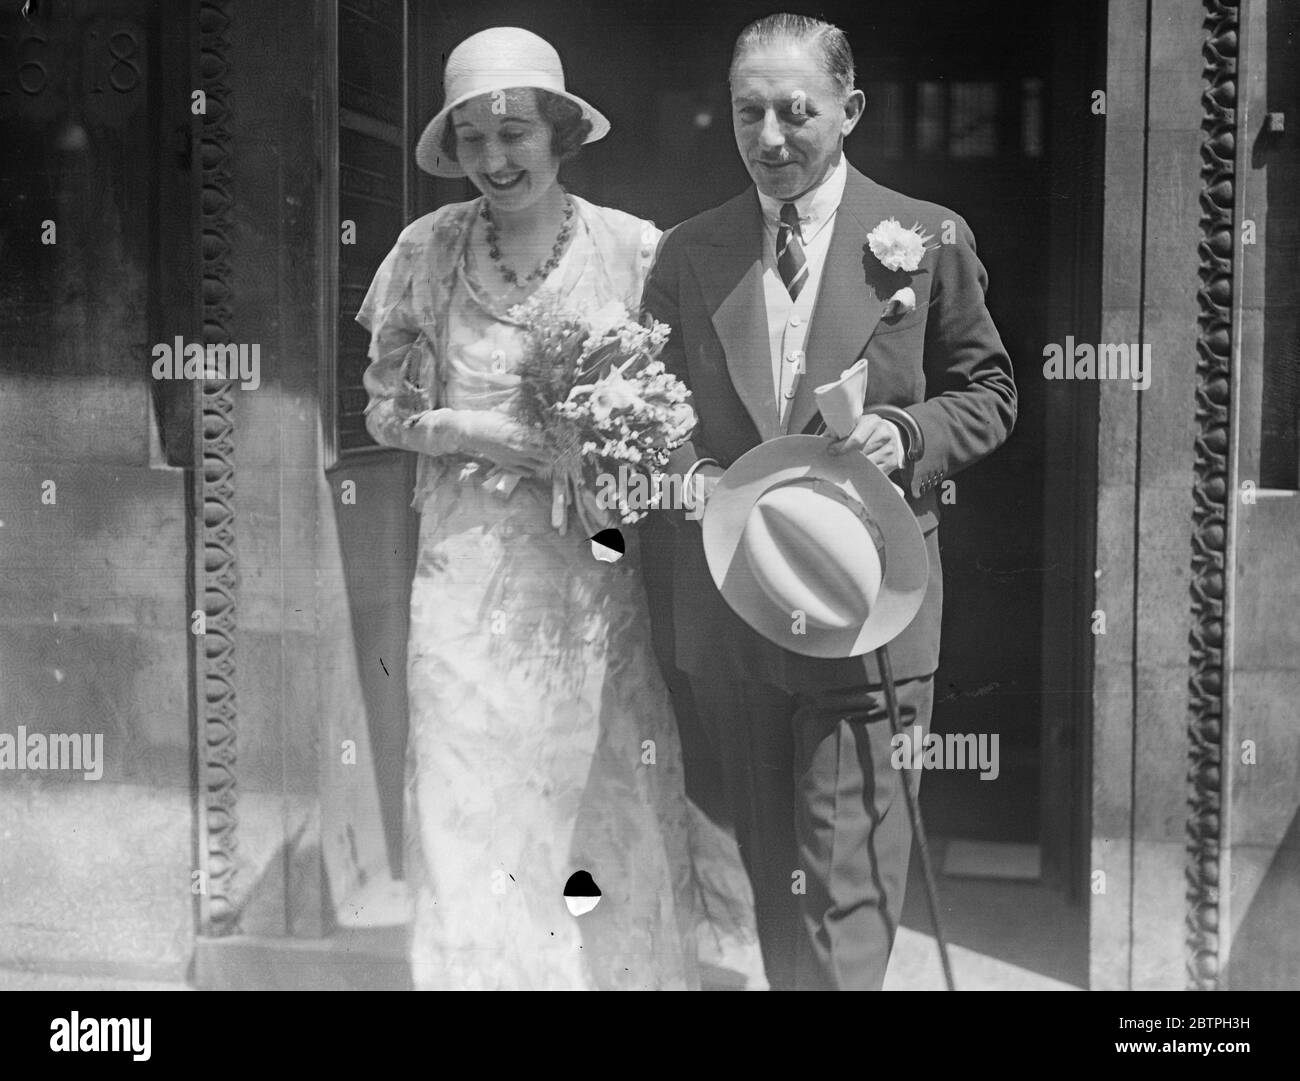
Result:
[358, 195, 719, 990]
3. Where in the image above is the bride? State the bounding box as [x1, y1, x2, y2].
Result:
[357, 27, 711, 990]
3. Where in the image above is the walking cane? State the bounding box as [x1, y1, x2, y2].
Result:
[876, 641, 957, 992]
[854, 405, 958, 992]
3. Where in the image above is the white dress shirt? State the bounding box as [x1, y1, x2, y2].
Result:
[757, 155, 847, 428]
[755, 154, 903, 467]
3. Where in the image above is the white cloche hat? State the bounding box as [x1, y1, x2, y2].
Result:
[415, 27, 611, 178]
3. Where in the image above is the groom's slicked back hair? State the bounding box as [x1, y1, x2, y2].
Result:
[729, 13, 856, 99]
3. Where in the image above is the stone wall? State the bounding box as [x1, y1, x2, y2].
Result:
[1091, 0, 1211, 990]
[0, 0, 404, 979]
[0, 1, 193, 979]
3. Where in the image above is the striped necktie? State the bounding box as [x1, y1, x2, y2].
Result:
[776, 202, 808, 300]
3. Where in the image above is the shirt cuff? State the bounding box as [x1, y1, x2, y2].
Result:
[683, 457, 720, 512]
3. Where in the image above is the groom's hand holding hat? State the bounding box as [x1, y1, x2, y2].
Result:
[827, 413, 904, 473]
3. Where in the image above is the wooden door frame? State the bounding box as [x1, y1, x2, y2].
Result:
[1036, 0, 1105, 899]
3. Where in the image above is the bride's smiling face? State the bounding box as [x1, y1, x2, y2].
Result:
[451, 90, 562, 212]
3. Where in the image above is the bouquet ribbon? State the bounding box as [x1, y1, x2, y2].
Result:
[548, 448, 610, 537]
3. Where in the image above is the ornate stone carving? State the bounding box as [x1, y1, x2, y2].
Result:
[1186, 0, 1237, 991]
[196, 0, 239, 936]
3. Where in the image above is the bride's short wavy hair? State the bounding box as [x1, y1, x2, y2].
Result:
[439, 88, 594, 168]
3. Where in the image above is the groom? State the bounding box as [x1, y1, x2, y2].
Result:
[641, 13, 1017, 990]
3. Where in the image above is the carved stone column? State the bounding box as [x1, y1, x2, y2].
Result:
[1185, 0, 1238, 991]
[194, 0, 239, 937]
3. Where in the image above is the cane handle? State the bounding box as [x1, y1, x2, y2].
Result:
[863, 404, 924, 463]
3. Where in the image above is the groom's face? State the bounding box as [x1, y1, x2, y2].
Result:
[730, 42, 864, 202]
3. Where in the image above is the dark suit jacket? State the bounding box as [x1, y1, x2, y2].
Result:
[640, 164, 1016, 692]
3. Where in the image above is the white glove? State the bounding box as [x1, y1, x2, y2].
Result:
[406, 408, 550, 476]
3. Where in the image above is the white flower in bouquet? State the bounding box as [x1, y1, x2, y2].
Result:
[572, 370, 642, 423]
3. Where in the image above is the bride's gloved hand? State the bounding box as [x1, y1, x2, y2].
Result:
[407, 408, 551, 476]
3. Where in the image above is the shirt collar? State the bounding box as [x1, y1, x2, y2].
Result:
[757, 154, 848, 231]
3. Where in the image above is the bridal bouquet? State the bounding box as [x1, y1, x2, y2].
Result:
[506, 295, 695, 536]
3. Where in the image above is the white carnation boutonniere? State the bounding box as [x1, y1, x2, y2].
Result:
[866, 218, 937, 274]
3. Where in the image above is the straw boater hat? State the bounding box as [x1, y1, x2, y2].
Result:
[415, 27, 611, 178]
[702, 436, 929, 659]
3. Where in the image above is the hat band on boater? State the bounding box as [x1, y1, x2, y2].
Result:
[759, 475, 888, 575]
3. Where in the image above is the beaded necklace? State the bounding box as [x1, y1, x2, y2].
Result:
[479, 194, 575, 287]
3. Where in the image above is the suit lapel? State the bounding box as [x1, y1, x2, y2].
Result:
[684, 191, 782, 443]
[786, 167, 900, 436]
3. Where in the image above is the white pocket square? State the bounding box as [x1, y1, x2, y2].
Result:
[883, 286, 917, 320]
